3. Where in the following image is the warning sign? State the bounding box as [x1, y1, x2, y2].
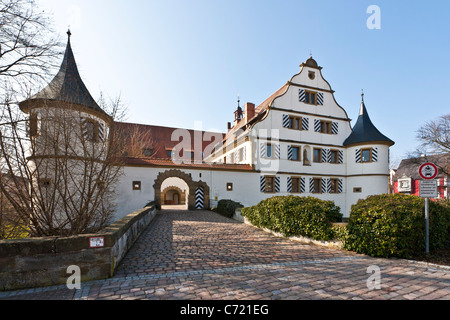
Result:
[419, 180, 438, 198]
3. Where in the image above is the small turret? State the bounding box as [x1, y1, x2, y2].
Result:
[345, 93, 395, 205]
[19, 30, 111, 124]
[234, 96, 243, 123]
[343, 92, 394, 148]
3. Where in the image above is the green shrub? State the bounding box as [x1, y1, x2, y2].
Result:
[241, 196, 341, 241]
[344, 194, 450, 259]
[331, 223, 349, 243]
[215, 199, 243, 218]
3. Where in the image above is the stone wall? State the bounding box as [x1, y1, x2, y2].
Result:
[0, 206, 156, 292]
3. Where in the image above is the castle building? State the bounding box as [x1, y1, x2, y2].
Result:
[20, 32, 395, 222]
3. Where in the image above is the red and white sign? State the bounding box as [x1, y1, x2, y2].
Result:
[419, 163, 438, 180]
[89, 237, 105, 248]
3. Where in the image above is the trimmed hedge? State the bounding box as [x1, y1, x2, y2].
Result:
[215, 199, 243, 218]
[241, 196, 342, 241]
[344, 194, 450, 258]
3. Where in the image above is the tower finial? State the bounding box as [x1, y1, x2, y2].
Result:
[359, 90, 366, 115]
[67, 28, 72, 38]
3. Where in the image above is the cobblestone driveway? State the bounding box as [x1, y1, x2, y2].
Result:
[1, 209, 450, 300]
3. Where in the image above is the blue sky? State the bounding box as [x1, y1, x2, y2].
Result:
[37, 0, 450, 166]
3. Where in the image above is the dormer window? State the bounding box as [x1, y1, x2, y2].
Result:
[142, 148, 154, 157]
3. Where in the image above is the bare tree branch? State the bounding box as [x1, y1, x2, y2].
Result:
[0, 97, 128, 237]
[416, 114, 450, 155]
[0, 0, 63, 98]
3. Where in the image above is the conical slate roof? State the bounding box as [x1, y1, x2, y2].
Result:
[343, 95, 394, 147]
[23, 31, 105, 115]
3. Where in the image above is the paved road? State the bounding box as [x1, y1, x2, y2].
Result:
[1, 209, 450, 300]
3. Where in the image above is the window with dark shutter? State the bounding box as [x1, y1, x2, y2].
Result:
[362, 149, 372, 163]
[313, 148, 322, 163]
[312, 178, 322, 194]
[265, 176, 275, 193]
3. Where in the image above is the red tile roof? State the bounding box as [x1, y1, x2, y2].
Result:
[114, 122, 225, 160]
[121, 156, 254, 171]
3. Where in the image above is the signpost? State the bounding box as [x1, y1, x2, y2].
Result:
[418, 163, 439, 254]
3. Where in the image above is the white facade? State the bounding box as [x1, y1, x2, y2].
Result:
[22, 33, 393, 222]
[112, 57, 394, 220]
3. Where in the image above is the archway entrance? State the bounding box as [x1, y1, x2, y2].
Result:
[153, 169, 210, 210]
[161, 178, 188, 210]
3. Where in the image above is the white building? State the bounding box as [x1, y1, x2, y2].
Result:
[21, 33, 395, 222]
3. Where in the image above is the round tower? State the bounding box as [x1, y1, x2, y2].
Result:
[19, 30, 112, 158]
[344, 93, 395, 213]
[18, 30, 114, 234]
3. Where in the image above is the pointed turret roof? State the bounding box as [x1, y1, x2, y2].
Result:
[343, 93, 394, 147]
[21, 30, 107, 116]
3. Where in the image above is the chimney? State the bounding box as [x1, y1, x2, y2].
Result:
[244, 102, 255, 123]
[227, 122, 232, 131]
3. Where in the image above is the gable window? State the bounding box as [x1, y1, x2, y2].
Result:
[362, 149, 372, 163]
[313, 148, 322, 163]
[288, 116, 303, 130]
[305, 91, 317, 105]
[320, 121, 332, 134]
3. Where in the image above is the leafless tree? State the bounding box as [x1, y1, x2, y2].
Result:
[416, 114, 450, 155]
[408, 113, 450, 175]
[0, 96, 129, 237]
[112, 123, 159, 159]
[0, 0, 62, 95]
[0, 174, 28, 239]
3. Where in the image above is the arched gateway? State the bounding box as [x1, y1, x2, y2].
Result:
[153, 169, 210, 210]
